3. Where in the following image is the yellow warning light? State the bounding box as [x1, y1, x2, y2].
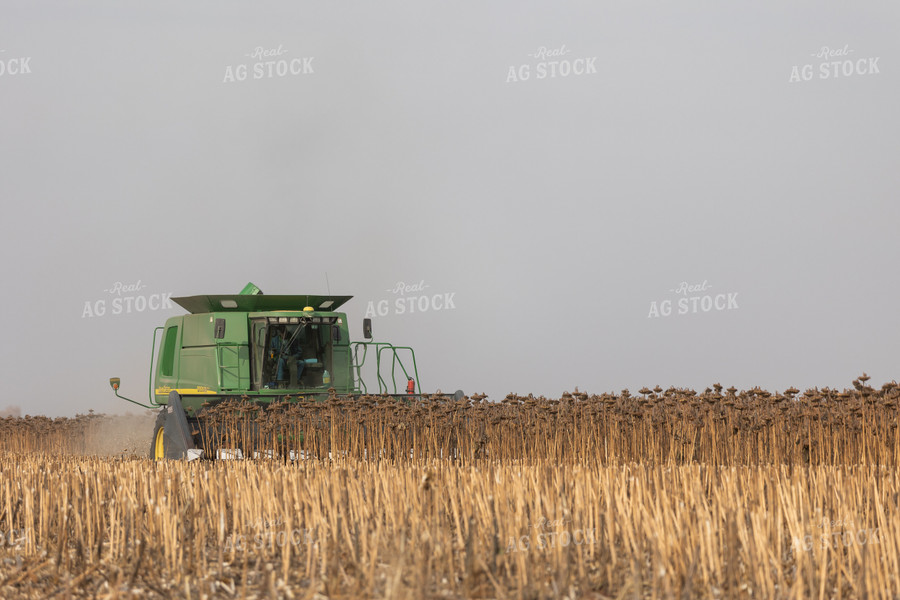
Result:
[303, 306, 314, 312]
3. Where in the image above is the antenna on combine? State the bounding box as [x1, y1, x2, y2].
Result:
[325, 272, 331, 295]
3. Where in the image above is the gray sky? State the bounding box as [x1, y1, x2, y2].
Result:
[2, 1, 898, 416]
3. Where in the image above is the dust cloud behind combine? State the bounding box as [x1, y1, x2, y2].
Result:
[0, 411, 157, 458]
[83, 412, 158, 457]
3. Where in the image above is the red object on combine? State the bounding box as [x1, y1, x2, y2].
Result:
[407, 378, 415, 394]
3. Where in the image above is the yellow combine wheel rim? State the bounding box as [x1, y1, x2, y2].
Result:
[154, 426, 166, 460]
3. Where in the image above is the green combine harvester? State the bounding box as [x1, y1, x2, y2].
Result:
[109, 283, 458, 460]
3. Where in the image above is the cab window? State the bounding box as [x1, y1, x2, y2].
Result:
[160, 326, 178, 377]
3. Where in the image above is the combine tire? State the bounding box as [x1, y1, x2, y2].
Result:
[150, 410, 169, 460]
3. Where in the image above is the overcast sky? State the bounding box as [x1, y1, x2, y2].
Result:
[2, 1, 898, 416]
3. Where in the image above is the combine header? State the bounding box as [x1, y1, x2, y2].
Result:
[109, 283, 458, 459]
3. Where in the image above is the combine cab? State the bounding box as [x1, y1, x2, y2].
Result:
[110, 283, 453, 459]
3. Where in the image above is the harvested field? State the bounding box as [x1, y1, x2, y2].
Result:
[0, 377, 898, 598]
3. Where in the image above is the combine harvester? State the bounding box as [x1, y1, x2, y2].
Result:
[109, 282, 460, 460]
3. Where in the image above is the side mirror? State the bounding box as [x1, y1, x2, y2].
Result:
[107, 376, 154, 410]
[332, 326, 341, 342]
[362, 318, 373, 340]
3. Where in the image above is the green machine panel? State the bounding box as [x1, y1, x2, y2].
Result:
[180, 313, 250, 392]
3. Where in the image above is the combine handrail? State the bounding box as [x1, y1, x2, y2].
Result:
[351, 342, 421, 395]
[147, 327, 164, 407]
[351, 342, 370, 393]
[376, 345, 420, 394]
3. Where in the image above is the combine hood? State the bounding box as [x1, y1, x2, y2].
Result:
[172, 294, 352, 314]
